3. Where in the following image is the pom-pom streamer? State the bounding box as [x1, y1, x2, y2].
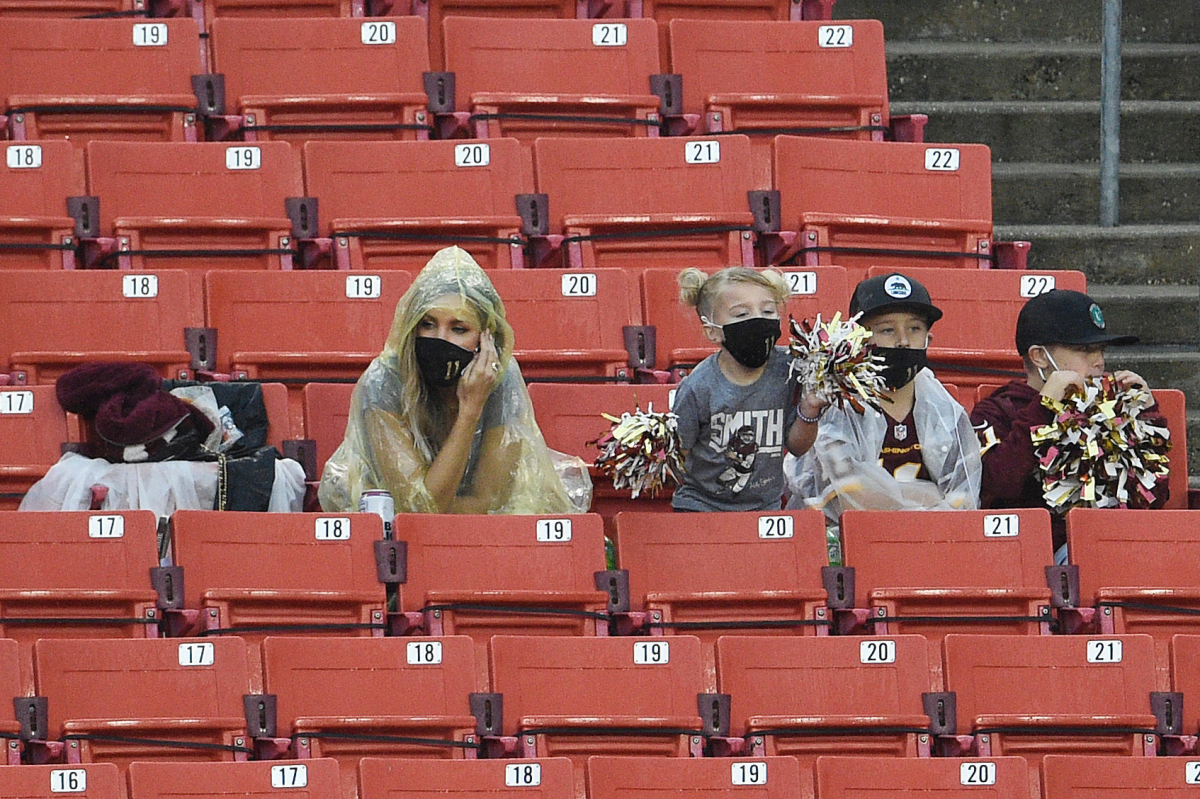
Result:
[1032, 376, 1170, 512]
[788, 312, 889, 414]
[591, 404, 684, 499]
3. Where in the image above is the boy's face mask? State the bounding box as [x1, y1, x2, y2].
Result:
[414, 336, 474, 387]
[874, 339, 929, 389]
[1035, 346, 1062, 383]
[706, 316, 781, 369]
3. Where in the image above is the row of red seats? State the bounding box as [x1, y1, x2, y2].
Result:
[0, 632, 1193, 796]
[1, 135, 1007, 277]
[5, 755, 1197, 799]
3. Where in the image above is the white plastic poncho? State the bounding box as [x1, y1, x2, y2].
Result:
[318, 246, 592, 515]
[784, 369, 982, 526]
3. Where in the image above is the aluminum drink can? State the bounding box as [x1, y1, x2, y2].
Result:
[358, 490, 395, 539]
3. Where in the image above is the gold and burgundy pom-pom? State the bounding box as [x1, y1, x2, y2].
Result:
[788, 312, 888, 414]
[591, 404, 684, 499]
[1032, 376, 1171, 512]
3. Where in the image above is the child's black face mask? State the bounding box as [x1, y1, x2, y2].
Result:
[718, 317, 781, 369]
[414, 337, 474, 387]
[874, 346, 928, 390]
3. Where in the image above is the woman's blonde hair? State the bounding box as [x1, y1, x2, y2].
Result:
[678, 266, 790, 320]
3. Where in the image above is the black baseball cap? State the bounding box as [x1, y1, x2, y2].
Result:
[1015, 289, 1138, 356]
[850, 272, 943, 327]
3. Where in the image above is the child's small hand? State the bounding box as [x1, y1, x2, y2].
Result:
[1112, 370, 1148, 391]
[798, 394, 829, 423]
[1040, 369, 1086, 402]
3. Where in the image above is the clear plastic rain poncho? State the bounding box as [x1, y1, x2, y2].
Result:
[318, 247, 592, 514]
[784, 369, 982, 525]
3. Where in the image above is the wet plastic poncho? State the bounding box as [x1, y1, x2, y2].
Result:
[318, 247, 592, 514]
[784, 369, 982, 524]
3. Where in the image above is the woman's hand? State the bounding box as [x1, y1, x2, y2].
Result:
[456, 329, 500, 417]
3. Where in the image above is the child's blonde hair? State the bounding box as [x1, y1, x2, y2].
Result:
[678, 267, 790, 320]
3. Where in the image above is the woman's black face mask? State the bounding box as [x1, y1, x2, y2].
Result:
[414, 336, 474, 387]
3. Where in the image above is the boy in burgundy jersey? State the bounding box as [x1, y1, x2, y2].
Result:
[970, 289, 1168, 561]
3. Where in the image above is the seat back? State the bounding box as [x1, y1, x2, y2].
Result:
[1067, 509, 1200, 602]
[358, 757, 575, 799]
[204, 270, 410, 377]
[588, 756, 803, 799]
[1169, 635, 1200, 736]
[773, 137, 993, 284]
[0, 140, 85, 269]
[533, 135, 756, 270]
[302, 138, 525, 270]
[0, 386, 69, 509]
[302, 382, 354, 478]
[211, 17, 429, 144]
[85, 141, 298, 271]
[941, 634, 1157, 736]
[0, 18, 202, 145]
[816, 756, 1031, 798]
[0, 764, 122, 799]
[486, 269, 638, 378]
[1042, 754, 1200, 798]
[527, 383, 677, 463]
[1149, 389, 1188, 509]
[0, 638, 21, 734]
[639, 265, 849, 370]
[422, 0, 578, 71]
[0, 270, 197, 384]
[128, 760, 341, 799]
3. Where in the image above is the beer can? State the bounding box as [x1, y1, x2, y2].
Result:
[358, 490, 394, 539]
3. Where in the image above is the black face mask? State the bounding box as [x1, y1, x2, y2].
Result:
[719, 317, 781, 369]
[414, 336, 474, 387]
[874, 346, 928, 390]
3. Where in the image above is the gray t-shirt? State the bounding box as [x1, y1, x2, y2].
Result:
[671, 347, 798, 511]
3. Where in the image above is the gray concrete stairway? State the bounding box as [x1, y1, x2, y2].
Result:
[834, 0, 1200, 475]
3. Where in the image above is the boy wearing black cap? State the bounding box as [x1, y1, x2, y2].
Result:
[971, 289, 1167, 558]
[785, 273, 982, 541]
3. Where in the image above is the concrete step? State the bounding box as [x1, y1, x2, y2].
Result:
[832, 0, 1200, 45]
[1188, 411, 1200, 479]
[993, 162, 1200, 225]
[993, 223, 1200, 285]
[886, 42, 1200, 103]
[890, 100, 1200, 163]
[1087, 284, 1200, 346]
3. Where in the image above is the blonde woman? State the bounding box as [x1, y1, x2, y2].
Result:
[319, 247, 590, 514]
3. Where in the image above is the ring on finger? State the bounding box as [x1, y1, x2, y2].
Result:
[491, 363, 499, 372]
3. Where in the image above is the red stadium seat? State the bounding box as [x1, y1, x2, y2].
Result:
[486, 269, 639, 379]
[302, 383, 354, 480]
[262, 635, 479, 797]
[1042, 754, 1200, 798]
[588, 756, 803, 799]
[0, 510, 160, 689]
[258, 382, 293, 449]
[634, 0, 829, 67]
[669, 20, 889, 186]
[839, 509, 1055, 684]
[1067, 508, 1200, 686]
[941, 634, 1159, 778]
[0, 638, 22, 755]
[169, 511, 389, 682]
[769, 137, 1002, 286]
[0, 141, 85, 269]
[85, 141, 299, 273]
[816, 755, 1031, 799]
[204, 270, 410, 379]
[358, 757, 575, 799]
[865, 267, 1087, 387]
[0, 270, 198, 385]
[0, 763, 121, 795]
[0, 19, 202, 146]
[33, 637, 253, 774]
[1149, 389, 1188, 509]
[532, 135, 758, 271]
[615, 510, 829, 689]
[202, 0, 360, 25]
[715, 634, 933, 798]
[301, 139, 526, 271]
[209, 18, 431, 147]
[0, 0, 143, 16]
[0, 386, 69, 510]
[1169, 635, 1200, 736]
[489, 635, 706, 796]
[396, 514, 610, 687]
[129, 760, 340, 799]
[639, 265, 849, 372]
[441, 18, 662, 157]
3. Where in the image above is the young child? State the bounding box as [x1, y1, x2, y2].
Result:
[970, 288, 1167, 561]
[785, 273, 982, 532]
[671, 267, 822, 511]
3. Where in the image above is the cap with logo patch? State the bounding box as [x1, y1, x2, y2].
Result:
[849, 272, 943, 327]
[1015, 288, 1138, 356]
